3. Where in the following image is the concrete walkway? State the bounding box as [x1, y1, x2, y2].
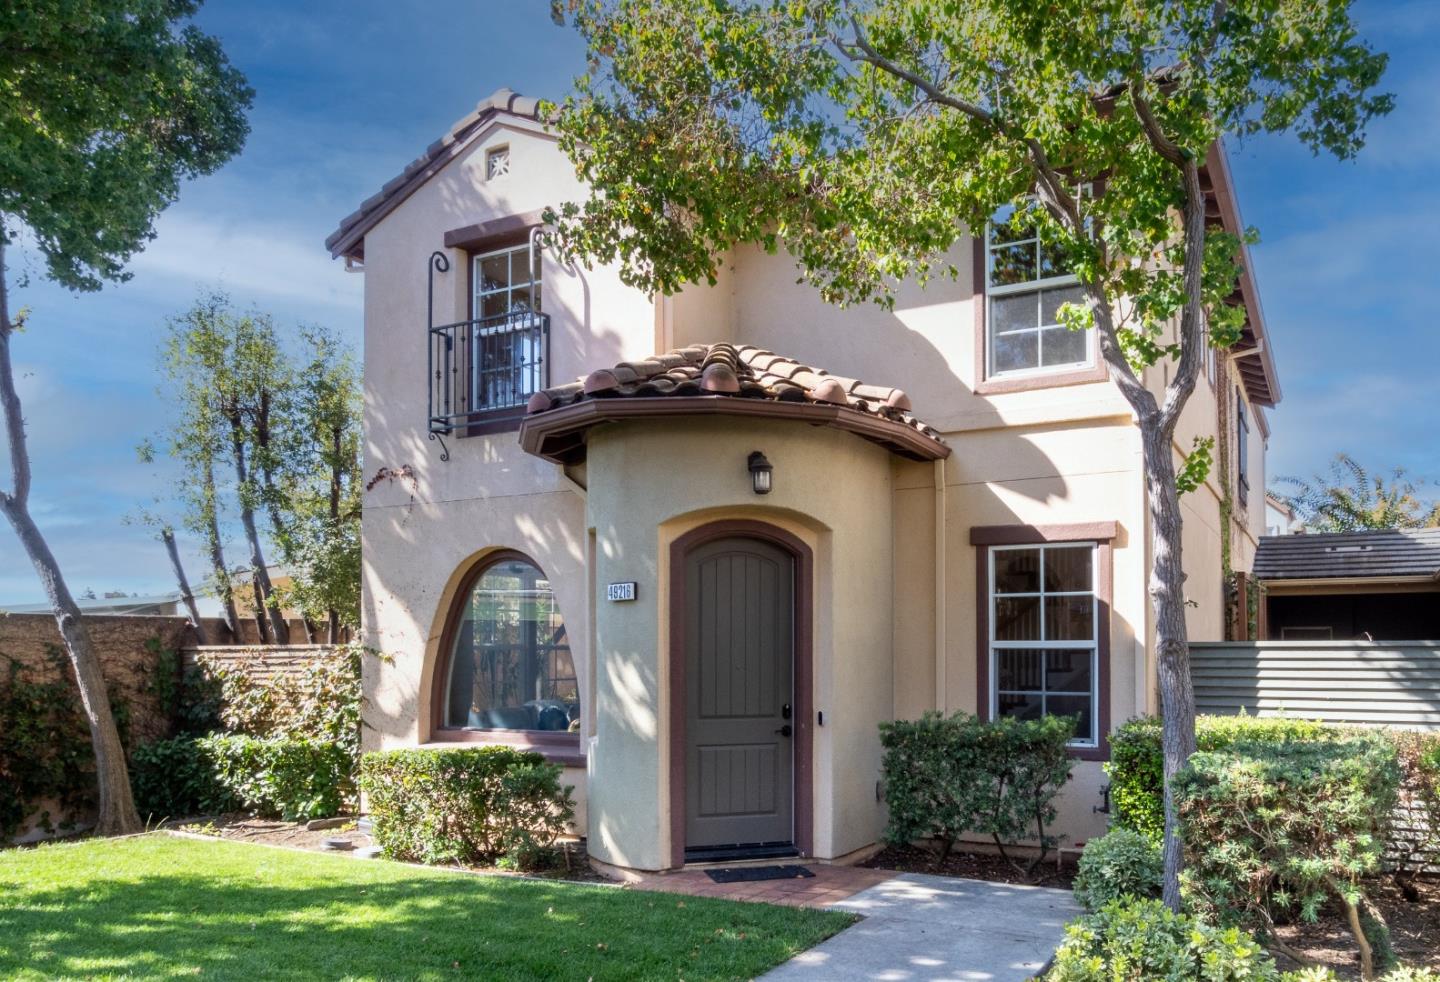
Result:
[761, 872, 1080, 982]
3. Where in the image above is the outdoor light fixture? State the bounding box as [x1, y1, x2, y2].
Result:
[748, 451, 773, 495]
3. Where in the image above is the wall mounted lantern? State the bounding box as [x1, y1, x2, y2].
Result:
[748, 451, 773, 495]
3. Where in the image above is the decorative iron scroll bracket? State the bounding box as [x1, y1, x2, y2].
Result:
[427, 250, 452, 463]
[428, 430, 450, 463]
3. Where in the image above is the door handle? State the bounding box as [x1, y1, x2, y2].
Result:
[774, 725, 792, 738]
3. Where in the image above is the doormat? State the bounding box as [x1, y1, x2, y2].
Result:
[705, 864, 815, 884]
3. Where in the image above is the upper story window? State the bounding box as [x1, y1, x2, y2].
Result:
[466, 243, 545, 414]
[1236, 388, 1250, 502]
[985, 205, 1091, 378]
[988, 542, 1099, 748]
[485, 145, 510, 180]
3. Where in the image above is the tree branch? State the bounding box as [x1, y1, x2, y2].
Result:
[1158, 157, 1208, 436]
[837, 15, 996, 126]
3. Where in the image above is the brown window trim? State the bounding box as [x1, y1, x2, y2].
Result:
[972, 236, 1109, 395]
[971, 523, 1115, 762]
[429, 548, 584, 765]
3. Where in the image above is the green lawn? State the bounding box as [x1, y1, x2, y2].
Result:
[0, 835, 853, 981]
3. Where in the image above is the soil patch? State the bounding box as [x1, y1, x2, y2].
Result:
[1271, 875, 1440, 979]
[861, 843, 1077, 890]
[170, 814, 607, 882]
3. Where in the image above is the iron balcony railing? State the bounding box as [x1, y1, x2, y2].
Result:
[428, 309, 550, 434]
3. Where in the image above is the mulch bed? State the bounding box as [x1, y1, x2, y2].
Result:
[1270, 875, 1440, 979]
[861, 843, 1078, 889]
[170, 814, 608, 882]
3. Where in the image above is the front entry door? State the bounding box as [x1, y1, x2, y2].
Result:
[684, 537, 795, 853]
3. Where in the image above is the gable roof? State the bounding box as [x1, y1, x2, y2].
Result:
[518, 342, 949, 464]
[325, 88, 543, 261]
[326, 91, 1277, 407]
[1254, 528, 1440, 582]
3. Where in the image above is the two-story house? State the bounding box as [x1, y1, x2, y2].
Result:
[327, 88, 1278, 874]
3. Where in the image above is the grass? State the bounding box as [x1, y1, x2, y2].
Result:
[0, 834, 854, 981]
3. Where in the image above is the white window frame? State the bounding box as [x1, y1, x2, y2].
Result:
[984, 201, 1095, 380]
[988, 542, 1100, 748]
[468, 243, 543, 412]
[1236, 389, 1250, 500]
[471, 242, 540, 320]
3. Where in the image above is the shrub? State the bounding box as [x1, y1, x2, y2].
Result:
[1072, 828, 1163, 912]
[203, 644, 363, 757]
[1046, 898, 1280, 981]
[1175, 735, 1401, 980]
[359, 747, 574, 868]
[1388, 730, 1440, 888]
[1107, 714, 1342, 842]
[0, 653, 95, 841]
[879, 711, 1075, 868]
[198, 734, 353, 821]
[1282, 968, 1440, 982]
[130, 737, 236, 820]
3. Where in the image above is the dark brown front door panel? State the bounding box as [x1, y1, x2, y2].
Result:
[684, 537, 795, 850]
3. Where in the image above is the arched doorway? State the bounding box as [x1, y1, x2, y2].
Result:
[668, 521, 813, 865]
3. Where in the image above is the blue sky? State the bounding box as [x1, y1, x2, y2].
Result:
[2, 0, 1436, 604]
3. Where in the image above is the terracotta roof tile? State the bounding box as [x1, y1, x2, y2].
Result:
[525, 342, 946, 456]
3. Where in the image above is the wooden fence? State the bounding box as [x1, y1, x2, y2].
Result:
[1190, 641, 1440, 730]
[181, 644, 339, 683]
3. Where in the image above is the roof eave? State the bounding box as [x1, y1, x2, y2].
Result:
[517, 395, 952, 465]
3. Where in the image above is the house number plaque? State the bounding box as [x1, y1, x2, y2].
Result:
[606, 581, 637, 602]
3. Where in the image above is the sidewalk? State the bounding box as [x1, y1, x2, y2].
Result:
[760, 872, 1079, 981]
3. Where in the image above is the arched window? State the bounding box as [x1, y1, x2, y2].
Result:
[439, 553, 578, 733]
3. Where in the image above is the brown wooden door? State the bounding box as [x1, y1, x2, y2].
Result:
[684, 537, 795, 852]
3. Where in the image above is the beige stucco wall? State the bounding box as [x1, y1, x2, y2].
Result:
[583, 416, 894, 870]
[352, 110, 1278, 866]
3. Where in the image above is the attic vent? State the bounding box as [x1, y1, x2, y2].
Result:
[1325, 545, 1372, 553]
[486, 145, 510, 180]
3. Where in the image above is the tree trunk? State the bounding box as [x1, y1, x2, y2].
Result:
[228, 414, 289, 644]
[201, 457, 241, 641]
[161, 527, 207, 644]
[327, 424, 343, 643]
[0, 238, 140, 836]
[1142, 423, 1199, 911]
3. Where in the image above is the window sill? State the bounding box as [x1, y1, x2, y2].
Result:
[976, 361, 1109, 396]
[427, 728, 586, 768]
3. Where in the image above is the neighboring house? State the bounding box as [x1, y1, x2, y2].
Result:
[1255, 528, 1440, 641]
[1265, 492, 1301, 536]
[327, 89, 1278, 872]
[1, 592, 190, 617]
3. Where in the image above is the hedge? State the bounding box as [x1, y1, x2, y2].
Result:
[358, 746, 574, 868]
[130, 737, 237, 820]
[1176, 736, 1402, 979]
[879, 711, 1074, 867]
[1106, 715, 1341, 842]
[198, 734, 354, 822]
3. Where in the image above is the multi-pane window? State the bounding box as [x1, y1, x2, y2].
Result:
[443, 558, 579, 732]
[469, 243, 543, 412]
[989, 543, 1099, 747]
[985, 205, 1091, 377]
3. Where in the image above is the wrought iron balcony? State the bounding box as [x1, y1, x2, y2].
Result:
[428, 309, 550, 435]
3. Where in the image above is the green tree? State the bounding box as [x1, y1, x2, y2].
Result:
[269, 326, 362, 643]
[0, 0, 251, 835]
[1276, 453, 1440, 533]
[545, 0, 1390, 907]
[159, 295, 291, 644]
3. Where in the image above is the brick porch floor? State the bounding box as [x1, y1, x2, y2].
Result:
[623, 863, 896, 907]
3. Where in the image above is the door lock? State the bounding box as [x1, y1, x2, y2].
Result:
[781, 703, 792, 720]
[774, 724, 793, 738]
